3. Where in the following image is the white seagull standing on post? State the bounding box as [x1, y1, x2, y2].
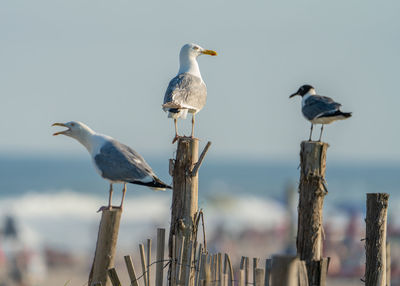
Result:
[163, 43, 217, 143]
[290, 84, 352, 141]
[52, 121, 171, 210]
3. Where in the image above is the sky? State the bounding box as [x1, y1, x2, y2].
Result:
[1, 0, 400, 162]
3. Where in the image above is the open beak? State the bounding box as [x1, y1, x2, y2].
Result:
[52, 123, 70, 136]
[289, 93, 299, 98]
[201, 49, 217, 56]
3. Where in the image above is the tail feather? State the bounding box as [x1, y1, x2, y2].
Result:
[340, 111, 352, 118]
[130, 177, 172, 190]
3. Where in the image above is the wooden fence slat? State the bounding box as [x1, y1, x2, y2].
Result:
[223, 273, 228, 286]
[171, 235, 177, 286]
[297, 260, 308, 286]
[218, 253, 222, 286]
[195, 245, 203, 286]
[147, 239, 152, 286]
[204, 255, 211, 286]
[124, 255, 140, 286]
[108, 268, 121, 286]
[270, 255, 298, 286]
[253, 258, 259, 286]
[139, 244, 148, 286]
[184, 241, 194, 286]
[254, 268, 264, 286]
[156, 229, 165, 286]
[244, 257, 249, 286]
[224, 254, 234, 286]
[264, 259, 272, 286]
[238, 269, 245, 286]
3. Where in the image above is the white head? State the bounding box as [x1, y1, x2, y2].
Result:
[52, 120, 95, 140]
[179, 43, 217, 61]
[178, 43, 217, 76]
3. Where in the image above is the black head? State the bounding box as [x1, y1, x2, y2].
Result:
[289, 84, 314, 98]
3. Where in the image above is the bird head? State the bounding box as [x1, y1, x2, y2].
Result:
[289, 84, 315, 98]
[180, 43, 217, 60]
[52, 121, 94, 139]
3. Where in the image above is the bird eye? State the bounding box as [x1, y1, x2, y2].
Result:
[71, 123, 75, 127]
[193, 46, 199, 50]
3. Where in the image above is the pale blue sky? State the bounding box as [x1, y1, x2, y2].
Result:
[1, 0, 399, 161]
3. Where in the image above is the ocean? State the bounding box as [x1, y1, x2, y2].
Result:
[0, 155, 399, 253]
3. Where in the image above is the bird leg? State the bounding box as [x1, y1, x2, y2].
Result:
[108, 183, 113, 209]
[309, 124, 314, 141]
[97, 183, 114, 212]
[191, 114, 195, 137]
[172, 118, 180, 144]
[120, 184, 127, 209]
[318, 125, 324, 142]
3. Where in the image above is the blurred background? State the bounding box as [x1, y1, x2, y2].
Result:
[1, 0, 400, 285]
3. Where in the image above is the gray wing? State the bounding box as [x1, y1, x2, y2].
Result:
[163, 73, 207, 112]
[302, 95, 342, 120]
[94, 140, 155, 183]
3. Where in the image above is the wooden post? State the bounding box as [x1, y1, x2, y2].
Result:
[169, 138, 211, 286]
[88, 209, 122, 286]
[365, 193, 389, 286]
[296, 141, 328, 286]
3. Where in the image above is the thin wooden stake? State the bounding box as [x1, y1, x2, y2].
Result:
[218, 253, 222, 286]
[238, 270, 245, 286]
[386, 242, 391, 286]
[252, 258, 259, 286]
[244, 257, 249, 286]
[108, 268, 121, 286]
[254, 269, 264, 286]
[224, 254, 234, 286]
[195, 246, 203, 286]
[156, 229, 166, 286]
[270, 255, 299, 286]
[139, 244, 148, 286]
[147, 239, 152, 286]
[264, 259, 272, 286]
[171, 235, 177, 286]
[298, 260, 309, 286]
[124, 255, 140, 286]
[185, 242, 194, 286]
[176, 236, 186, 284]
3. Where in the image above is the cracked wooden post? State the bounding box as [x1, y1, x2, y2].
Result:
[296, 141, 329, 286]
[169, 138, 211, 286]
[365, 193, 389, 286]
[88, 209, 122, 286]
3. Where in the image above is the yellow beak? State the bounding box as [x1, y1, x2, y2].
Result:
[52, 122, 69, 136]
[201, 49, 218, 56]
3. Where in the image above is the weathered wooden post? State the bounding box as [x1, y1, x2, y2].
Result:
[296, 141, 329, 286]
[169, 137, 211, 286]
[88, 209, 122, 286]
[365, 193, 389, 286]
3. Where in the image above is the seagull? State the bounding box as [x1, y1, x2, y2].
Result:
[163, 43, 217, 143]
[52, 121, 171, 210]
[290, 84, 352, 141]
